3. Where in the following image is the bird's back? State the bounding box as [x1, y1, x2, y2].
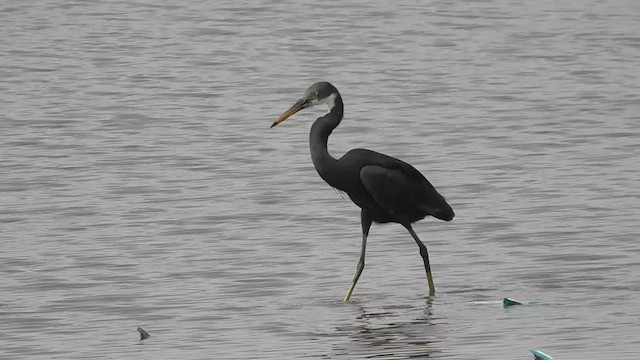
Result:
[336, 148, 454, 224]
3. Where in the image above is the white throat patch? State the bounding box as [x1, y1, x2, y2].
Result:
[321, 93, 337, 112]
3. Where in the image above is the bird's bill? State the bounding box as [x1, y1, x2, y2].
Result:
[271, 98, 307, 128]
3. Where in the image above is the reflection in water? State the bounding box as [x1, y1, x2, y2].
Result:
[331, 299, 441, 358]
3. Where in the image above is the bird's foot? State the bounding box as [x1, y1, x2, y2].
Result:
[343, 282, 356, 302]
[426, 271, 436, 296]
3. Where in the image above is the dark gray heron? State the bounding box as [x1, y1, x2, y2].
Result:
[271, 81, 454, 301]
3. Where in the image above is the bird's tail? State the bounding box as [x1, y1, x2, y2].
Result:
[433, 205, 455, 221]
[417, 201, 454, 221]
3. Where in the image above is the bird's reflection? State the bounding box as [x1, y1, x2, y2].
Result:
[331, 297, 442, 358]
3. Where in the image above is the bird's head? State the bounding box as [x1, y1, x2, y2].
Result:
[271, 81, 339, 128]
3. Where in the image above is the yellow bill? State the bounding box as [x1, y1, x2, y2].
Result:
[271, 98, 307, 128]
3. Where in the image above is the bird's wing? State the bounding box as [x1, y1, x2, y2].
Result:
[360, 165, 425, 214]
[359, 163, 453, 221]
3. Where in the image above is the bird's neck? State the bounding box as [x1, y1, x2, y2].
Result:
[309, 94, 344, 183]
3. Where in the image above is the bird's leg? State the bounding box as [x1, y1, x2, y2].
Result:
[344, 210, 372, 302]
[405, 225, 436, 296]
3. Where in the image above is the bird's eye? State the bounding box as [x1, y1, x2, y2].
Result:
[314, 91, 319, 97]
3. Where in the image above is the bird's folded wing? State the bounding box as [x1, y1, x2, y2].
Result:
[360, 165, 424, 214]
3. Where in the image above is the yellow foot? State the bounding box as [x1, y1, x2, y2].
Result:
[343, 282, 356, 302]
[427, 271, 436, 296]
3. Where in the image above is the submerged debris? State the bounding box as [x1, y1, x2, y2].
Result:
[137, 327, 151, 340]
[530, 349, 553, 360]
[503, 297, 524, 307]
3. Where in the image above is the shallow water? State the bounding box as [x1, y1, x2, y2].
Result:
[1, 0, 640, 359]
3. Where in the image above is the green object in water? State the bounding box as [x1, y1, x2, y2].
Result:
[503, 297, 523, 306]
[530, 349, 553, 360]
[503, 297, 540, 307]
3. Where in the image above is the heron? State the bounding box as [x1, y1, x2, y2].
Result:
[271, 81, 454, 301]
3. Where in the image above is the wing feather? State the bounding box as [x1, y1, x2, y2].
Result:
[360, 164, 453, 221]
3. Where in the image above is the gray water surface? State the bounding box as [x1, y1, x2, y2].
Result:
[2, 0, 640, 359]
